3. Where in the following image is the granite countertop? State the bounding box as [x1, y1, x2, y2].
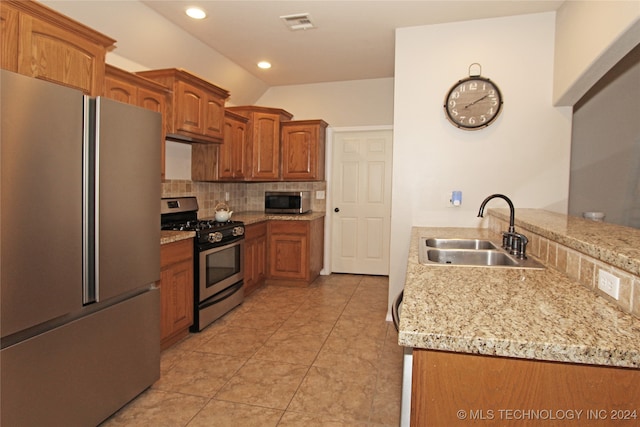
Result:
[160, 211, 325, 244]
[398, 226, 640, 369]
[160, 230, 195, 245]
[229, 211, 326, 225]
[491, 208, 640, 276]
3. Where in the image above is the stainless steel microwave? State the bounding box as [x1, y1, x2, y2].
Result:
[265, 191, 311, 214]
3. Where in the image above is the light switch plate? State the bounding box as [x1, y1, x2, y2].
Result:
[598, 270, 620, 300]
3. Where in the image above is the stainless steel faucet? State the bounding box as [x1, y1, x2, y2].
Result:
[477, 194, 528, 259]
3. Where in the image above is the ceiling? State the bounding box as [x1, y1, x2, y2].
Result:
[142, 0, 564, 86]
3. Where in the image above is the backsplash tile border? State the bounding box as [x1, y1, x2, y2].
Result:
[161, 179, 327, 219]
[489, 215, 638, 319]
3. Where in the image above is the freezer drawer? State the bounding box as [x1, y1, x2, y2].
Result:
[1, 289, 160, 427]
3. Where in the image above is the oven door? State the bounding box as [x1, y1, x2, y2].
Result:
[198, 240, 244, 302]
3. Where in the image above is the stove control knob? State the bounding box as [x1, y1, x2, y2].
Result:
[232, 226, 245, 236]
[208, 232, 223, 243]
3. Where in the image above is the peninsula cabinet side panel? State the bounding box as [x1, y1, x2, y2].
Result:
[411, 349, 640, 427]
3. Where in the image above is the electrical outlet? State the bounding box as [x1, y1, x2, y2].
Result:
[316, 190, 325, 200]
[598, 270, 620, 300]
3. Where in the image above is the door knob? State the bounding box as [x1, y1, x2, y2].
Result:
[334, 207, 340, 212]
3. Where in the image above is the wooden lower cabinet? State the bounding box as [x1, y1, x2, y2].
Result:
[159, 239, 194, 350]
[244, 222, 267, 296]
[411, 349, 640, 427]
[267, 218, 323, 285]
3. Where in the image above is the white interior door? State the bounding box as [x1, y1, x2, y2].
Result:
[331, 129, 393, 275]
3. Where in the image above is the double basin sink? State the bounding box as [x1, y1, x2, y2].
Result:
[419, 238, 544, 269]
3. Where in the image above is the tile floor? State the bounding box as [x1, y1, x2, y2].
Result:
[101, 274, 403, 426]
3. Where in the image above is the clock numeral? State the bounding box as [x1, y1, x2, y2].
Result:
[451, 108, 459, 117]
[469, 82, 478, 91]
[448, 100, 456, 108]
[468, 117, 476, 125]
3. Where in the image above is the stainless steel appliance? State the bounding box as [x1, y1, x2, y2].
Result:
[265, 190, 311, 214]
[1, 70, 162, 427]
[161, 197, 245, 331]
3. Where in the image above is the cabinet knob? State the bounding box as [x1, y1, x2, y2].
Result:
[334, 207, 340, 213]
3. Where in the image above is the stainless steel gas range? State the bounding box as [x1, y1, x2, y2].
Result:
[161, 197, 245, 331]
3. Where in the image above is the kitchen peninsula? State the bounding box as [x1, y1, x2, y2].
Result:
[399, 209, 640, 426]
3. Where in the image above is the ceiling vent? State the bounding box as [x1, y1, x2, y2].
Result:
[280, 13, 316, 31]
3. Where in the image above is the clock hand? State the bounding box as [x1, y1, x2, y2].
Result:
[465, 94, 489, 108]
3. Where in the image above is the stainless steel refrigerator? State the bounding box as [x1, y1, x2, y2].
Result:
[1, 70, 161, 426]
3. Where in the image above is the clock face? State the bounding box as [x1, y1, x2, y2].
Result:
[444, 77, 503, 130]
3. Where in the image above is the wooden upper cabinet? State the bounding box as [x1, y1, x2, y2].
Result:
[281, 120, 328, 181]
[192, 109, 249, 182]
[227, 106, 293, 181]
[1, 0, 115, 95]
[104, 64, 170, 178]
[219, 110, 249, 180]
[1, 4, 19, 72]
[136, 68, 230, 144]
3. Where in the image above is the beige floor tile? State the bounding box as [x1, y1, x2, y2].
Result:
[319, 332, 385, 366]
[100, 389, 208, 426]
[196, 324, 273, 358]
[153, 351, 246, 397]
[252, 329, 326, 365]
[276, 411, 368, 426]
[288, 365, 377, 423]
[277, 316, 337, 338]
[216, 359, 309, 409]
[103, 274, 401, 427]
[186, 399, 283, 427]
[223, 306, 290, 332]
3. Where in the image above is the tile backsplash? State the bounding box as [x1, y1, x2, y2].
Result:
[162, 179, 327, 219]
[488, 215, 639, 319]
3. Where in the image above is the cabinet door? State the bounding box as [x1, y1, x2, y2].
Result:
[159, 239, 194, 349]
[244, 222, 267, 295]
[268, 221, 309, 280]
[251, 112, 281, 180]
[218, 119, 235, 180]
[281, 120, 327, 181]
[219, 114, 248, 180]
[104, 75, 137, 104]
[203, 94, 225, 141]
[159, 258, 194, 345]
[175, 81, 205, 135]
[0, 4, 19, 72]
[18, 14, 106, 95]
[137, 87, 166, 115]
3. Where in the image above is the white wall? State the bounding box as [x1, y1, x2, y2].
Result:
[389, 13, 572, 307]
[256, 78, 394, 126]
[553, 0, 640, 106]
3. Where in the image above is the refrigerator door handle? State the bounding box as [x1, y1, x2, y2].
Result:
[82, 96, 96, 305]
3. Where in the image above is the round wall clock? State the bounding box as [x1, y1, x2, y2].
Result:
[444, 66, 503, 130]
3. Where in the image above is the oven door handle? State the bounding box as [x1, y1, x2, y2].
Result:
[199, 281, 243, 309]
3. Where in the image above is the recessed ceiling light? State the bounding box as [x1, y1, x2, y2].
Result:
[185, 7, 206, 20]
[257, 61, 272, 69]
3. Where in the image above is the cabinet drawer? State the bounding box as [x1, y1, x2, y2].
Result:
[269, 220, 308, 235]
[245, 221, 267, 239]
[160, 239, 193, 267]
